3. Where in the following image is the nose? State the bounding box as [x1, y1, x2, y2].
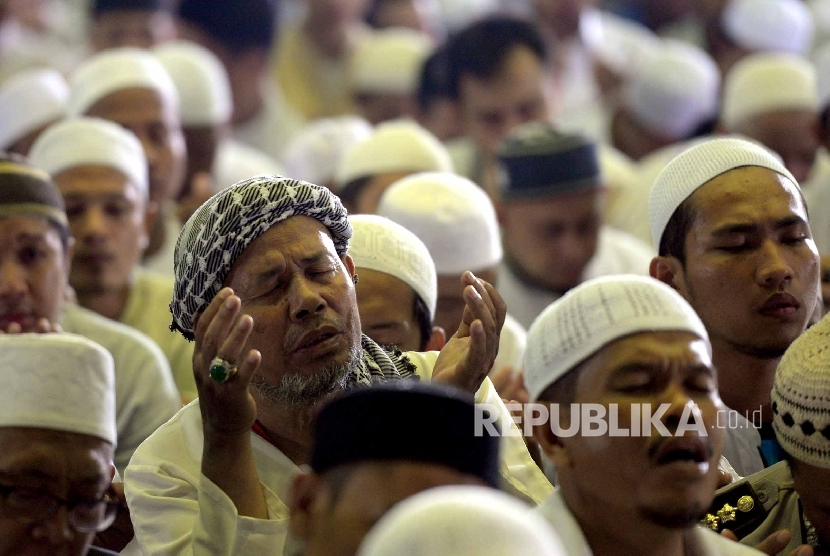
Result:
[0, 260, 27, 300]
[288, 276, 326, 322]
[659, 382, 698, 434]
[30, 506, 74, 546]
[77, 206, 108, 244]
[755, 240, 794, 289]
[559, 232, 591, 266]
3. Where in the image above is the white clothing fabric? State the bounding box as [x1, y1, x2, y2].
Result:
[492, 314, 526, 376]
[213, 139, 285, 192]
[121, 270, 196, 400]
[232, 79, 305, 161]
[123, 352, 553, 556]
[722, 413, 765, 478]
[498, 226, 655, 330]
[142, 204, 181, 277]
[536, 490, 764, 555]
[803, 149, 830, 253]
[60, 304, 181, 473]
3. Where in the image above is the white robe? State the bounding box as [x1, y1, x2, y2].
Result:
[122, 351, 553, 556]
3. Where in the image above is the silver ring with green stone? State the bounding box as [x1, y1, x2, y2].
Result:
[209, 356, 238, 383]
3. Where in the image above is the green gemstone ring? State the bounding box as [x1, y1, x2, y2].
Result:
[209, 357, 237, 383]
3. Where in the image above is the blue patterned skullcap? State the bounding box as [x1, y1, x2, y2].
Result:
[171, 175, 352, 340]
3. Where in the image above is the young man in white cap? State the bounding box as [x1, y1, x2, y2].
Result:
[67, 46, 187, 276]
[28, 117, 196, 401]
[349, 214, 445, 352]
[357, 486, 566, 556]
[496, 122, 654, 330]
[334, 119, 454, 214]
[122, 175, 551, 556]
[349, 28, 433, 125]
[526, 275, 760, 556]
[0, 155, 180, 473]
[719, 53, 820, 185]
[377, 172, 529, 386]
[153, 40, 283, 216]
[0, 68, 68, 156]
[702, 312, 830, 555]
[88, 0, 177, 52]
[0, 333, 120, 556]
[649, 137, 820, 477]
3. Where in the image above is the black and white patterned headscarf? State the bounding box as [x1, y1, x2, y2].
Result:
[170, 175, 352, 340]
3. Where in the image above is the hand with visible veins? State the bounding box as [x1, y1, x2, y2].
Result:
[432, 272, 507, 394]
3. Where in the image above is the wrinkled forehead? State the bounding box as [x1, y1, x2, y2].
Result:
[0, 427, 112, 480]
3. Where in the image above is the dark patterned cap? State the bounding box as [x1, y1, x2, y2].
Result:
[497, 122, 600, 199]
[0, 154, 67, 230]
[170, 175, 352, 340]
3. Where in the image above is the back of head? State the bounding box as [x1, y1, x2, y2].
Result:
[417, 44, 453, 112]
[335, 119, 453, 188]
[720, 53, 818, 130]
[351, 28, 434, 96]
[622, 40, 720, 141]
[67, 47, 179, 116]
[0, 333, 117, 446]
[92, 0, 175, 16]
[357, 485, 566, 556]
[497, 122, 600, 200]
[153, 40, 233, 127]
[649, 136, 796, 253]
[349, 214, 438, 319]
[178, 0, 277, 54]
[376, 171, 501, 275]
[721, 0, 814, 56]
[524, 275, 710, 402]
[311, 381, 500, 487]
[28, 116, 149, 198]
[772, 312, 830, 469]
[445, 15, 547, 101]
[0, 68, 69, 153]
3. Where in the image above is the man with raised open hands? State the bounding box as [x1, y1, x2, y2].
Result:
[122, 175, 551, 556]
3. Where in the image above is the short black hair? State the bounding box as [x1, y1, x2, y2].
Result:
[179, 0, 276, 54]
[338, 176, 371, 211]
[445, 16, 547, 101]
[413, 294, 432, 351]
[658, 197, 697, 265]
[417, 45, 453, 112]
[92, 0, 175, 15]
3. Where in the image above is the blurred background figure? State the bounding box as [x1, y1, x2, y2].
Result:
[364, 0, 444, 38]
[0, 67, 69, 155]
[88, 0, 177, 52]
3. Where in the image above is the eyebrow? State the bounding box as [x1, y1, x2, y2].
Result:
[710, 215, 807, 237]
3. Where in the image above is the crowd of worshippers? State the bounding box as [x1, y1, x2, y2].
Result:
[4, 0, 830, 555]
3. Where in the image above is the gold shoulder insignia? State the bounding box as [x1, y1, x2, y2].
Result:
[701, 482, 767, 538]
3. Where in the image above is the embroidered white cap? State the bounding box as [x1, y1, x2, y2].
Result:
[377, 172, 502, 275]
[153, 40, 232, 127]
[721, 53, 818, 129]
[0, 68, 69, 151]
[721, 0, 814, 55]
[349, 214, 438, 319]
[29, 117, 148, 197]
[649, 137, 796, 252]
[524, 275, 710, 402]
[351, 28, 433, 95]
[0, 333, 117, 446]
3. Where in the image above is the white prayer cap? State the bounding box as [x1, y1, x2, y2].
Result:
[349, 214, 438, 319]
[0, 333, 117, 446]
[377, 172, 502, 275]
[29, 117, 148, 197]
[351, 28, 433, 95]
[649, 137, 795, 252]
[721, 0, 814, 55]
[0, 68, 69, 151]
[282, 117, 373, 186]
[435, 0, 500, 32]
[720, 53, 818, 129]
[67, 47, 179, 116]
[623, 40, 720, 140]
[357, 485, 566, 556]
[153, 40, 232, 127]
[335, 119, 454, 188]
[813, 41, 830, 110]
[524, 275, 710, 402]
[773, 312, 830, 468]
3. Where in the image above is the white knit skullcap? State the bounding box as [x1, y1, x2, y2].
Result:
[282, 116, 373, 186]
[335, 119, 454, 188]
[357, 485, 566, 556]
[623, 40, 720, 140]
[649, 137, 796, 252]
[349, 214, 438, 319]
[377, 172, 502, 275]
[0, 68, 69, 151]
[67, 47, 179, 116]
[524, 275, 710, 402]
[721, 0, 814, 55]
[351, 28, 433, 95]
[773, 312, 830, 468]
[813, 41, 830, 110]
[0, 333, 117, 446]
[721, 53, 818, 130]
[29, 117, 148, 197]
[153, 40, 232, 127]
